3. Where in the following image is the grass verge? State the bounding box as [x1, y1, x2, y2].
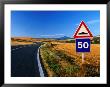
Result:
[40, 42, 100, 77]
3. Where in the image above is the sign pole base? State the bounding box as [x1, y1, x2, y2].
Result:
[81, 53, 85, 76]
[82, 53, 85, 64]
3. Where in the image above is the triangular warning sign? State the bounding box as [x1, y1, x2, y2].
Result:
[73, 21, 93, 39]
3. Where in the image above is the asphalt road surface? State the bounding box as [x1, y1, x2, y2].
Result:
[11, 42, 43, 77]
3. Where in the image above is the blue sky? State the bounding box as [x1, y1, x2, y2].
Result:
[11, 11, 100, 38]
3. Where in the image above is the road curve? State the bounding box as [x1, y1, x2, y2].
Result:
[11, 42, 43, 77]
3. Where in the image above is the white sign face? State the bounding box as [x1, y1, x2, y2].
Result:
[76, 24, 90, 36]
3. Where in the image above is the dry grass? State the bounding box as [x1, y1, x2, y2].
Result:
[40, 42, 100, 77]
[11, 37, 42, 46]
[11, 41, 33, 46]
[53, 43, 100, 66]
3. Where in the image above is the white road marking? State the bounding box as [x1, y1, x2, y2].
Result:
[12, 48, 15, 50]
[11, 45, 26, 51]
[12, 45, 31, 50]
[37, 46, 44, 77]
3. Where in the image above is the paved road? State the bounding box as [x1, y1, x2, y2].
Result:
[11, 42, 43, 77]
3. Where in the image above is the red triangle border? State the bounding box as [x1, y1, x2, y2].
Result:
[73, 21, 93, 39]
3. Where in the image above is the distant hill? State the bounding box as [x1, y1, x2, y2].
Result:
[56, 36, 72, 40]
[11, 35, 100, 44]
[55, 35, 100, 44]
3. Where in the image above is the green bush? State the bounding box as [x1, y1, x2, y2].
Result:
[65, 65, 80, 76]
[55, 51, 75, 64]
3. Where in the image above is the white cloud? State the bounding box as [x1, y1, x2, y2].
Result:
[40, 34, 64, 37]
[76, 23, 79, 26]
[76, 19, 100, 26]
[87, 19, 100, 24]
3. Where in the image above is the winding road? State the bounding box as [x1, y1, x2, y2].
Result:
[11, 42, 44, 77]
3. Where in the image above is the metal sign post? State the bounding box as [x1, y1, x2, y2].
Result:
[82, 53, 84, 64]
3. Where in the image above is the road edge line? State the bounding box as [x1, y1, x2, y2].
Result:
[37, 46, 44, 77]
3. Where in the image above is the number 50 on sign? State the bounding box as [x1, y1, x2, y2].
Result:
[76, 39, 90, 52]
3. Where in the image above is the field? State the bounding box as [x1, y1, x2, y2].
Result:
[11, 37, 100, 77]
[40, 42, 100, 77]
[11, 37, 50, 46]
